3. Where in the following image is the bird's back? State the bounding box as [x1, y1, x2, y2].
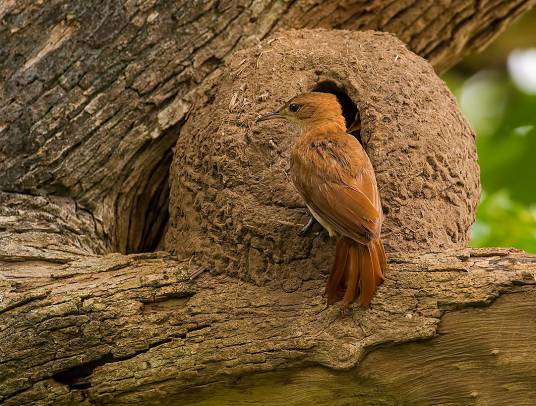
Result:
[290, 123, 382, 243]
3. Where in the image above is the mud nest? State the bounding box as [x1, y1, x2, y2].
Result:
[166, 29, 479, 288]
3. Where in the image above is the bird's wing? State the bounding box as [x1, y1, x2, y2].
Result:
[290, 133, 381, 244]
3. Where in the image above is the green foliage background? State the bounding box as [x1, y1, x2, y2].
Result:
[443, 9, 536, 252]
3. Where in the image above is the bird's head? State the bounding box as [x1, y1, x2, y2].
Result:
[257, 92, 346, 131]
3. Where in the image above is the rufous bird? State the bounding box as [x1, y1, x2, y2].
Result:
[257, 92, 386, 306]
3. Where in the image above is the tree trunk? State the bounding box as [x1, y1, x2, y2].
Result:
[1, 0, 536, 404]
[1, 0, 533, 255]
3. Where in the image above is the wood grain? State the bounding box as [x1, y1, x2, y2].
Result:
[1, 249, 535, 404]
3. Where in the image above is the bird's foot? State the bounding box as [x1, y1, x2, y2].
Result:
[298, 216, 322, 236]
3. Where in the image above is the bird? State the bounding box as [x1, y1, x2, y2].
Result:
[257, 92, 386, 306]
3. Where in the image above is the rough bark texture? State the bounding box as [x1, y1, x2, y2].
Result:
[1, 249, 535, 405]
[1, 0, 533, 254]
[167, 30, 480, 284]
[1, 0, 536, 405]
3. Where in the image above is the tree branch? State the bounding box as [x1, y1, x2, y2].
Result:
[1, 249, 535, 404]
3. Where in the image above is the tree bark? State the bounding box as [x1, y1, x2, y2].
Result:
[1, 0, 533, 254]
[1, 0, 536, 405]
[1, 248, 535, 404]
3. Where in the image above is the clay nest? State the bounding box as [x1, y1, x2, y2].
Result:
[166, 29, 480, 289]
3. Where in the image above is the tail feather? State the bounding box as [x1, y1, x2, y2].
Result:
[370, 239, 385, 285]
[325, 238, 350, 304]
[325, 237, 386, 307]
[374, 238, 387, 278]
[342, 244, 360, 305]
[357, 243, 376, 306]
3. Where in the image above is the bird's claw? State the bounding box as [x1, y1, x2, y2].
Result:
[298, 216, 322, 236]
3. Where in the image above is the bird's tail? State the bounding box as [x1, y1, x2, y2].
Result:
[325, 237, 386, 306]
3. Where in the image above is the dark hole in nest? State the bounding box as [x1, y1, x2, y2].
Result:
[312, 81, 361, 143]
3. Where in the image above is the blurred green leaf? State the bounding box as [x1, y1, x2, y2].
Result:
[470, 190, 536, 252]
[443, 64, 536, 253]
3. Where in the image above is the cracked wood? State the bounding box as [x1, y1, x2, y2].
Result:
[1, 249, 535, 404]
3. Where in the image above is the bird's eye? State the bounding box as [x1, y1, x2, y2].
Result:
[288, 103, 300, 112]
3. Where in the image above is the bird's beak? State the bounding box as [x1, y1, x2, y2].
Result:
[256, 111, 283, 122]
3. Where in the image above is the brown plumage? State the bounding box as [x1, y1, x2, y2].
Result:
[257, 92, 386, 306]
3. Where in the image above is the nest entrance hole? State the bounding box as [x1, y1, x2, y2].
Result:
[312, 81, 361, 142]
